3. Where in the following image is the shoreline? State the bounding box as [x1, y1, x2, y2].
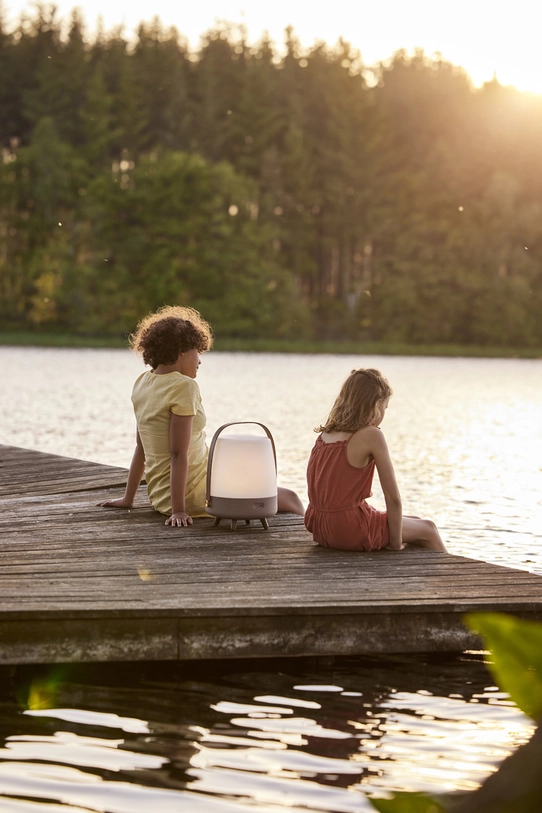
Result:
[0, 331, 541, 359]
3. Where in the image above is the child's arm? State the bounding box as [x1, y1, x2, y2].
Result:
[97, 432, 145, 509]
[165, 412, 194, 527]
[368, 428, 404, 550]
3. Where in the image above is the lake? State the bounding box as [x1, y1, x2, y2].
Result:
[0, 347, 541, 811]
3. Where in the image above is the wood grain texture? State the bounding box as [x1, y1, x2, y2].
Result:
[1, 444, 542, 663]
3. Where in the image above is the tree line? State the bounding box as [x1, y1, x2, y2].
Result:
[1, 5, 541, 345]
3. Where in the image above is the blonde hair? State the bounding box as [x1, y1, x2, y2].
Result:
[130, 305, 213, 368]
[317, 368, 392, 433]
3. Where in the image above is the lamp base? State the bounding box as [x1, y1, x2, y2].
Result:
[213, 517, 269, 531]
[206, 495, 277, 531]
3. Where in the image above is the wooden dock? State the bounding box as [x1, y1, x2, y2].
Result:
[1, 444, 542, 664]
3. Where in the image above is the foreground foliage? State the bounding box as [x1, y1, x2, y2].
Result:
[370, 613, 542, 813]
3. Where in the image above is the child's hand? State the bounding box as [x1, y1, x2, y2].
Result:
[166, 512, 193, 527]
[386, 541, 406, 551]
[96, 497, 133, 509]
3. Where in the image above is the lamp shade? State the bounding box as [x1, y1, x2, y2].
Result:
[205, 422, 278, 529]
[209, 435, 277, 498]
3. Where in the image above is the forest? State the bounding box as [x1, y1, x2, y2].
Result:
[1, 5, 542, 346]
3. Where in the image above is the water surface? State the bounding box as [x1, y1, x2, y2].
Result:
[0, 654, 533, 812]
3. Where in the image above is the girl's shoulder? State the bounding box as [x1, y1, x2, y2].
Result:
[348, 424, 387, 453]
[354, 424, 382, 437]
[346, 425, 387, 468]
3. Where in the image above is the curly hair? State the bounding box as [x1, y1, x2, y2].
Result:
[317, 368, 392, 433]
[129, 305, 213, 368]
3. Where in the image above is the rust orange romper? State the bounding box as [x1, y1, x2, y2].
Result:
[304, 435, 390, 551]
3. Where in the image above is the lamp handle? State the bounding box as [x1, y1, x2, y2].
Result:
[205, 422, 277, 506]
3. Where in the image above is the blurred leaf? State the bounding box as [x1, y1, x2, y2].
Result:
[465, 613, 542, 720]
[369, 791, 447, 812]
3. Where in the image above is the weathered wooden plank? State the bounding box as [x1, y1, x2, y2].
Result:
[0, 612, 483, 664]
[0, 558, 538, 589]
[0, 554, 538, 582]
[0, 444, 130, 495]
[0, 617, 180, 663]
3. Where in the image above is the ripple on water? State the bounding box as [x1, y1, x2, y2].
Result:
[0, 654, 535, 811]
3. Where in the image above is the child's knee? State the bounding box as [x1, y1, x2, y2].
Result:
[278, 487, 305, 516]
[278, 487, 296, 507]
[422, 519, 438, 539]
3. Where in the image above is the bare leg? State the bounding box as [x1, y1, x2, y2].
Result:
[277, 487, 305, 516]
[402, 515, 447, 552]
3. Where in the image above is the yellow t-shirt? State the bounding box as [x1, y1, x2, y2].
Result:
[131, 370, 208, 516]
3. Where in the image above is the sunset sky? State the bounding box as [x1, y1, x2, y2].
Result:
[4, 0, 542, 94]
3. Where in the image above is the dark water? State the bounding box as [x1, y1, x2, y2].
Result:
[0, 652, 532, 811]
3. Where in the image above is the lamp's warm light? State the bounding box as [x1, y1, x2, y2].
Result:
[206, 423, 278, 530]
[210, 436, 277, 498]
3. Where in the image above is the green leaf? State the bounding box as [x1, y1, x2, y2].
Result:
[465, 613, 542, 720]
[369, 791, 447, 813]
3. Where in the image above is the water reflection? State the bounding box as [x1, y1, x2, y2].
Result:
[0, 655, 533, 811]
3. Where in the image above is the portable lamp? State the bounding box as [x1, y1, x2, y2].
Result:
[205, 422, 278, 530]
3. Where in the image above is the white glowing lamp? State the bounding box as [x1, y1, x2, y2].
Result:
[205, 422, 278, 530]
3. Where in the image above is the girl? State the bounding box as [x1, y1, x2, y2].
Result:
[304, 368, 447, 552]
[99, 305, 304, 526]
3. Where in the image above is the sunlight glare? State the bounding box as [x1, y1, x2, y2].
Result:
[4, 0, 542, 93]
